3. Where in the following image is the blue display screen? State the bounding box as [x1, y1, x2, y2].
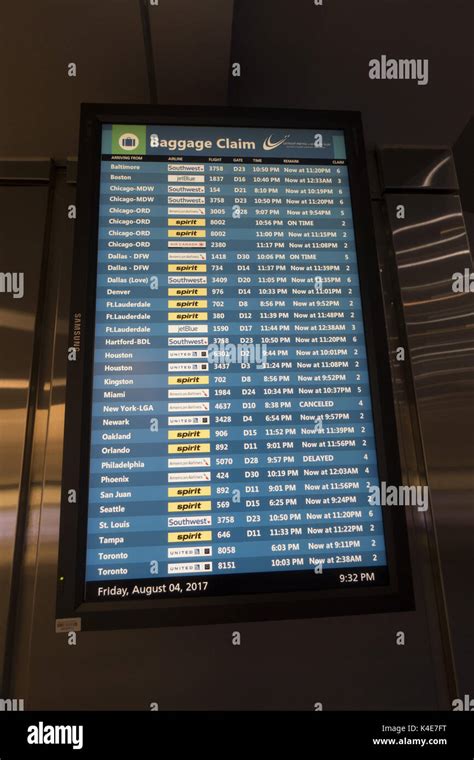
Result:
[84, 123, 389, 601]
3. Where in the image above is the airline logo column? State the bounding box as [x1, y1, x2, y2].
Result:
[166, 163, 212, 575]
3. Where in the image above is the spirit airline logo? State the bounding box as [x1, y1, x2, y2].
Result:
[263, 134, 291, 151]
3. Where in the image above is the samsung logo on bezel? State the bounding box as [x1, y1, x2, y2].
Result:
[72, 312, 82, 353]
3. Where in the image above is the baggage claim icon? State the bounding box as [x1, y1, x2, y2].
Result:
[118, 132, 140, 150]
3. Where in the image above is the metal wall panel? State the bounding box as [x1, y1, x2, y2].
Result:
[381, 151, 474, 695]
[453, 117, 474, 256]
[0, 172, 51, 690]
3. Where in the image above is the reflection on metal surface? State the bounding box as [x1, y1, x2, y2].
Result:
[9, 169, 73, 706]
[0, 184, 49, 690]
[398, 250, 469, 268]
[393, 213, 462, 235]
[384, 187, 474, 694]
[396, 232, 466, 255]
[372, 200, 457, 707]
[378, 147, 459, 192]
[422, 155, 452, 187]
[0, 309, 35, 332]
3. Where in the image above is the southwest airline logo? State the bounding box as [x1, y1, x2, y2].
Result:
[263, 134, 291, 151]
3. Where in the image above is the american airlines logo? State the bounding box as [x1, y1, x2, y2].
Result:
[262, 134, 291, 151]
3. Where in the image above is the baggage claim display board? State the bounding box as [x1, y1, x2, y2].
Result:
[57, 107, 412, 629]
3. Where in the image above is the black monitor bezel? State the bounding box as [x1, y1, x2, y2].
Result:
[56, 104, 414, 631]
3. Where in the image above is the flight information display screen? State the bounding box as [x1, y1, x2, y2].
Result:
[83, 120, 390, 603]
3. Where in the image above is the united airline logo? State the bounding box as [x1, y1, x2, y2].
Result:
[263, 134, 291, 151]
[118, 132, 140, 150]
